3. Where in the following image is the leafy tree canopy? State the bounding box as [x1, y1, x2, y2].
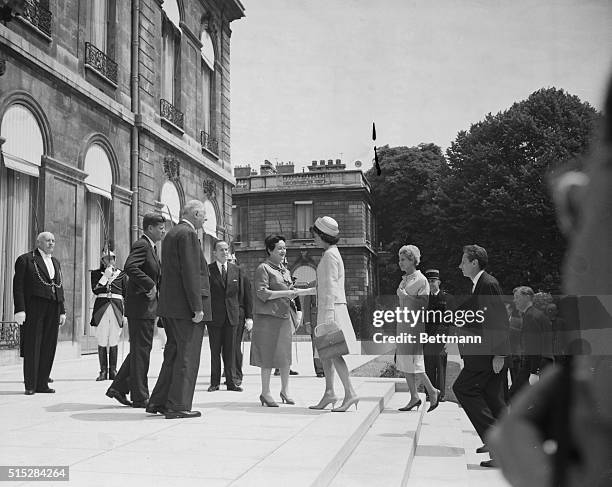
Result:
[368, 88, 600, 295]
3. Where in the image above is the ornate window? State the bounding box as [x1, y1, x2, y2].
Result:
[161, 1, 181, 117]
[0, 104, 43, 329]
[85, 0, 117, 85]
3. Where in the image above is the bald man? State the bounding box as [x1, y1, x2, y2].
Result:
[147, 200, 212, 419]
[13, 232, 66, 395]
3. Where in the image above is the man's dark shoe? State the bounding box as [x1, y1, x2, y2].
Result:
[438, 395, 446, 402]
[316, 372, 325, 378]
[207, 385, 219, 392]
[165, 410, 202, 419]
[36, 387, 55, 393]
[106, 387, 132, 406]
[132, 400, 149, 408]
[289, 370, 299, 375]
[480, 459, 498, 468]
[145, 404, 167, 415]
[476, 444, 489, 454]
[24, 389, 35, 395]
[226, 384, 243, 392]
[48, 378, 54, 383]
[273, 369, 280, 376]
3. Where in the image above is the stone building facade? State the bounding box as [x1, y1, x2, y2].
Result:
[0, 0, 244, 363]
[231, 160, 378, 336]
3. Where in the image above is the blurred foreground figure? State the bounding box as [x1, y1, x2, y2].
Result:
[488, 76, 612, 486]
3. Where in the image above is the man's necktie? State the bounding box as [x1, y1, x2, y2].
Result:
[222, 263, 227, 283]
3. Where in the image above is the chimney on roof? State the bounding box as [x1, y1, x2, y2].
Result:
[234, 166, 252, 178]
[276, 161, 295, 174]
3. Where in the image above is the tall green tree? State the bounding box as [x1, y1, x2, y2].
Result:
[366, 143, 449, 294]
[434, 88, 600, 292]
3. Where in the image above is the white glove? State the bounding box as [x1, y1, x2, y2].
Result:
[103, 266, 114, 279]
[15, 312, 26, 325]
[296, 311, 303, 327]
[244, 318, 253, 332]
[529, 373, 539, 385]
[59, 314, 66, 326]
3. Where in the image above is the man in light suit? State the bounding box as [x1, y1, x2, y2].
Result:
[452, 244, 509, 467]
[106, 213, 165, 408]
[206, 241, 252, 392]
[13, 232, 66, 395]
[147, 200, 211, 419]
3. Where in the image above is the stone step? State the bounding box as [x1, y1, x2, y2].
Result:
[329, 392, 426, 487]
[229, 381, 395, 487]
[407, 400, 469, 487]
[458, 407, 511, 487]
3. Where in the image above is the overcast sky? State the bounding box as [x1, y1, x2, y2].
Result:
[230, 0, 612, 172]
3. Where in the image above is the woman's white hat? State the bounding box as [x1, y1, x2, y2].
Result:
[314, 216, 340, 237]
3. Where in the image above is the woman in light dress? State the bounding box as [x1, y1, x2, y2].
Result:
[396, 245, 440, 412]
[303, 216, 360, 412]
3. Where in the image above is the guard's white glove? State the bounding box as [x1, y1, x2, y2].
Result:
[59, 314, 66, 326]
[244, 318, 253, 332]
[15, 312, 26, 325]
[529, 373, 539, 385]
[103, 266, 114, 279]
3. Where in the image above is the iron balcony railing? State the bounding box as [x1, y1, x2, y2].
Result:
[85, 42, 118, 85]
[200, 130, 219, 155]
[0, 321, 20, 350]
[160, 99, 184, 130]
[22, 0, 52, 37]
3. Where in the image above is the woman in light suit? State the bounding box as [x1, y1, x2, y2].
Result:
[307, 216, 360, 412]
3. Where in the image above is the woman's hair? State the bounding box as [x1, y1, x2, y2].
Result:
[398, 245, 421, 266]
[264, 235, 286, 256]
[310, 224, 340, 245]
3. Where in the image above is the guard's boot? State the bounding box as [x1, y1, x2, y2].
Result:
[96, 346, 108, 381]
[108, 346, 118, 380]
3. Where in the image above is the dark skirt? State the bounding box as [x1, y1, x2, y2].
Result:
[250, 313, 292, 368]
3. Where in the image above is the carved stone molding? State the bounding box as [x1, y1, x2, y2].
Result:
[163, 155, 180, 181]
[202, 178, 216, 198]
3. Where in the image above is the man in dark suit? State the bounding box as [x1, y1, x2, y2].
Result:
[206, 241, 252, 392]
[508, 286, 554, 398]
[13, 232, 66, 395]
[452, 244, 509, 467]
[147, 200, 211, 419]
[423, 269, 452, 402]
[106, 213, 165, 408]
[231, 259, 253, 387]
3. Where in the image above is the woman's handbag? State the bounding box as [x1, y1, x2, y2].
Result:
[313, 321, 349, 359]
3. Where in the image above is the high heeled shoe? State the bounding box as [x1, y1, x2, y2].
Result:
[308, 394, 338, 410]
[280, 392, 295, 405]
[259, 394, 279, 407]
[331, 396, 360, 412]
[398, 399, 422, 411]
[427, 389, 441, 413]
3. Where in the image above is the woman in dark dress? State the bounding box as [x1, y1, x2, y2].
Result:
[250, 235, 299, 407]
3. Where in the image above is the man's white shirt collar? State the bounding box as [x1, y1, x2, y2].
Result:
[472, 270, 485, 293]
[143, 234, 155, 248]
[216, 261, 227, 274]
[37, 248, 55, 279]
[180, 219, 196, 231]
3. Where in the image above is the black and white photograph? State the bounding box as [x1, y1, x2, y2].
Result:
[1, 0, 611, 485]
